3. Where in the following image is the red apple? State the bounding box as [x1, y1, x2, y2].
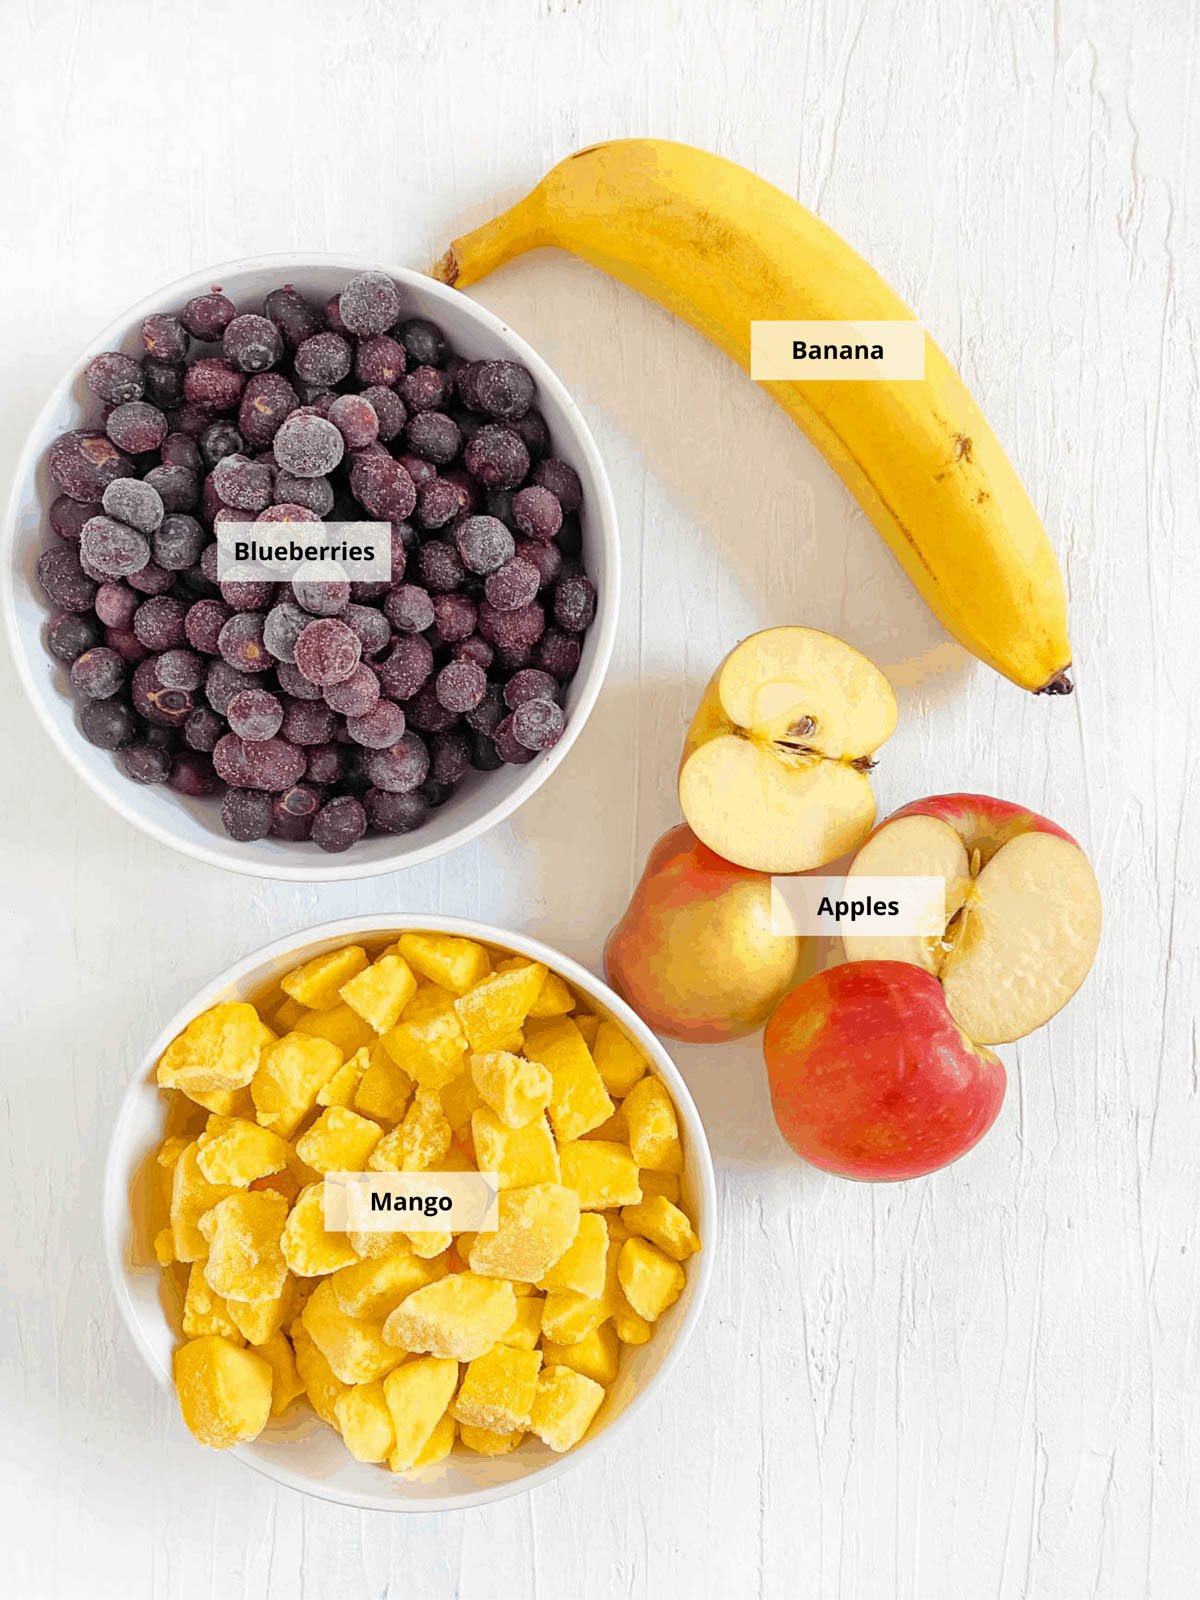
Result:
[841, 793, 1102, 1045]
[764, 960, 1006, 1180]
[604, 823, 802, 1043]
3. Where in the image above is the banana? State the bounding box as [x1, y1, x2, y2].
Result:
[432, 139, 1072, 694]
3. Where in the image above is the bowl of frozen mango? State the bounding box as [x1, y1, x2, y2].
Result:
[104, 915, 716, 1510]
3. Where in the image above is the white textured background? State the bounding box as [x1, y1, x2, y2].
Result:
[1, 2, 1197, 1596]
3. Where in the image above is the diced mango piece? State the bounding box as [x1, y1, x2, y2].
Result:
[451, 1344, 542, 1433]
[591, 1021, 650, 1098]
[523, 1018, 613, 1141]
[410, 1409, 456, 1470]
[468, 1183, 580, 1285]
[331, 1247, 437, 1320]
[169, 1141, 238, 1262]
[617, 1238, 686, 1322]
[334, 1379, 396, 1462]
[541, 1324, 620, 1387]
[397, 932, 491, 995]
[316, 1049, 369, 1109]
[153, 1227, 175, 1266]
[295, 1107, 383, 1174]
[637, 1168, 681, 1204]
[454, 963, 547, 1053]
[583, 1105, 629, 1143]
[382, 984, 469, 1090]
[528, 970, 577, 1018]
[302, 1278, 405, 1384]
[538, 1212, 608, 1298]
[470, 1051, 553, 1129]
[528, 1366, 605, 1453]
[290, 1321, 346, 1427]
[258, 1329, 305, 1416]
[621, 1194, 701, 1261]
[574, 1014, 599, 1049]
[557, 1140, 642, 1209]
[459, 1423, 524, 1456]
[184, 1085, 257, 1118]
[273, 996, 305, 1033]
[295, 1003, 375, 1058]
[158, 1002, 267, 1095]
[196, 1116, 291, 1188]
[613, 1300, 653, 1345]
[182, 1262, 242, 1341]
[251, 1033, 344, 1139]
[353, 1045, 414, 1124]
[623, 1076, 683, 1173]
[539, 1288, 610, 1345]
[368, 1088, 451, 1172]
[499, 1295, 544, 1350]
[226, 1277, 295, 1346]
[383, 1356, 459, 1470]
[349, 1226, 409, 1261]
[339, 953, 418, 1034]
[174, 1335, 273, 1449]
[439, 1066, 484, 1132]
[405, 1230, 452, 1259]
[199, 1189, 289, 1303]
[281, 1183, 358, 1277]
[281, 945, 369, 1011]
[470, 1108, 560, 1190]
[383, 1272, 517, 1361]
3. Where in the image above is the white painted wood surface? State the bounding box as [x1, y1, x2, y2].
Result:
[1, 1, 1196, 1594]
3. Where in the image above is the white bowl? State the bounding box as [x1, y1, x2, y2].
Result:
[103, 915, 716, 1512]
[2, 255, 619, 881]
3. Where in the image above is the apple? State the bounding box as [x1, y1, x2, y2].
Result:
[604, 823, 802, 1043]
[677, 627, 897, 873]
[840, 793, 1102, 1045]
[764, 960, 1006, 1180]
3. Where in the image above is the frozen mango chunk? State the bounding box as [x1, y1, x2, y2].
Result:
[459, 1423, 524, 1456]
[470, 1107, 560, 1189]
[295, 1002, 375, 1058]
[281, 1183, 358, 1277]
[439, 1065, 484, 1132]
[584, 1105, 629, 1144]
[540, 1288, 610, 1345]
[383, 1355, 459, 1470]
[454, 962, 546, 1052]
[170, 1141, 238, 1262]
[410, 1408, 456, 1470]
[591, 1021, 650, 1098]
[154, 1228, 175, 1266]
[158, 1002, 267, 1095]
[637, 1168, 681, 1205]
[251, 1033, 344, 1139]
[468, 1184, 580, 1283]
[384, 1272, 517, 1361]
[302, 1278, 405, 1384]
[574, 1013, 599, 1049]
[617, 1237, 686, 1322]
[398, 931, 491, 995]
[499, 1296, 544, 1350]
[382, 985, 468, 1090]
[406, 1230, 453, 1259]
[529, 970, 576, 1018]
[183, 1084, 257, 1118]
[316, 1048, 369, 1109]
[558, 1140, 642, 1209]
[451, 1344, 542, 1433]
[529, 1366, 605, 1454]
[258, 1329, 305, 1416]
[339, 953, 418, 1035]
[353, 1044, 414, 1124]
[273, 995, 304, 1033]
[613, 1300, 653, 1345]
[199, 1189, 289, 1303]
[182, 1262, 242, 1341]
[174, 1335, 273, 1449]
[295, 1107, 383, 1174]
[281, 945, 369, 1011]
[290, 1320, 346, 1427]
[541, 1324, 620, 1387]
[226, 1277, 295, 1346]
[470, 1051, 553, 1129]
[334, 1379, 396, 1462]
[623, 1076, 683, 1173]
[368, 1088, 451, 1172]
[196, 1116, 291, 1188]
[538, 1212, 608, 1298]
[332, 1246, 438, 1320]
[621, 1194, 700, 1261]
[523, 1017, 613, 1141]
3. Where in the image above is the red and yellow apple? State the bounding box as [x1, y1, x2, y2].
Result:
[604, 823, 803, 1043]
[677, 627, 898, 873]
[841, 793, 1102, 1044]
[764, 961, 1006, 1180]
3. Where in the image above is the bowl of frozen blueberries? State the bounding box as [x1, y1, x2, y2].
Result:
[3, 256, 619, 880]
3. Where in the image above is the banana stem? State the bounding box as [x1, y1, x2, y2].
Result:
[430, 193, 547, 289]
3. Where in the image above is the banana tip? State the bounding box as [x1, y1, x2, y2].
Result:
[1038, 669, 1074, 696]
[429, 248, 459, 287]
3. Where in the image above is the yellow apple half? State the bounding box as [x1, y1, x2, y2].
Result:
[841, 797, 1103, 1044]
[677, 627, 898, 873]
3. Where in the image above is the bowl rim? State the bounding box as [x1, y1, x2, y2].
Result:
[2, 252, 620, 882]
[103, 912, 717, 1512]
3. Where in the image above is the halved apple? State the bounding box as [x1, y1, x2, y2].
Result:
[841, 794, 1102, 1044]
[677, 627, 897, 873]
